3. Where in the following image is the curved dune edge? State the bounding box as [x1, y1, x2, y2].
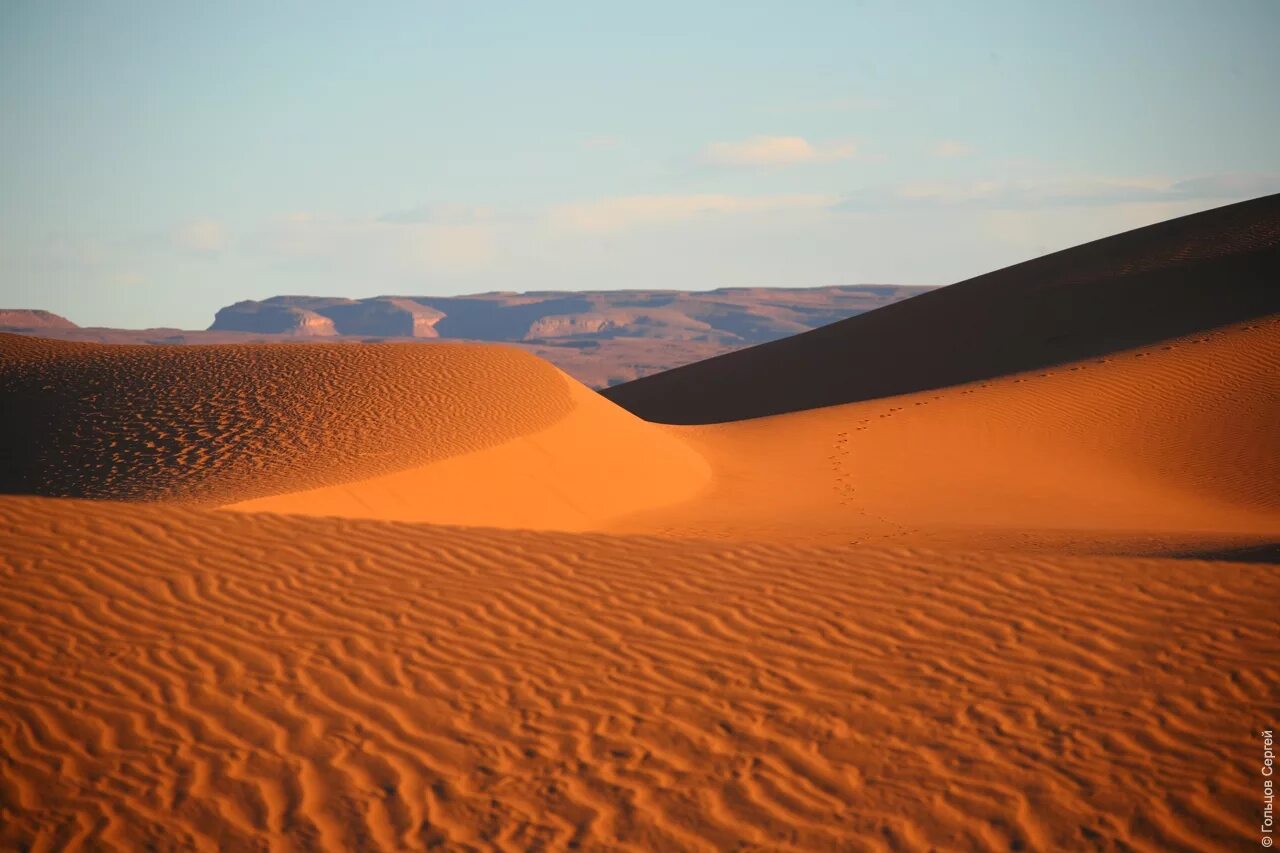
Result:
[4, 316, 1275, 547]
[615, 317, 1280, 546]
[0, 335, 582, 505]
[225, 376, 712, 531]
[604, 192, 1280, 423]
[201, 317, 1280, 545]
[2, 496, 1274, 850]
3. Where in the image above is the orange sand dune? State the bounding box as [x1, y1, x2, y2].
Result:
[604, 192, 1280, 423]
[1, 496, 1275, 851]
[1, 334, 576, 503]
[0, 334, 707, 527]
[7, 316, 1273, 547]
[2, 197, 1279, 849]
[230, 376, 708, 530]
[617, 317, 1280, 549]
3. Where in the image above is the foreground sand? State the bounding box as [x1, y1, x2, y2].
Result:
[2, 196, 1278, 849]
[2, 497, 1274, 850]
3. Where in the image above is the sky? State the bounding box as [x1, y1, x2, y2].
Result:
[2, 1, 1278, 329]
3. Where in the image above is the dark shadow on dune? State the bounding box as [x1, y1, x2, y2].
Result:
[0, 335, 577, 504]
[1169, 543, 1280, 564]
[603, 193, 1280, 424]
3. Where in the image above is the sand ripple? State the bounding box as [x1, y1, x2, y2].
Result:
[1, 497, 1274, 850]
[0, 337, 575, 504]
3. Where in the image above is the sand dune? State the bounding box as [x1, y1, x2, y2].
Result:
[228, 376, 708, 530]
[604, 192, 1280, 423]
[7, 316, 1273, 545]
[616, 316, 1280, 550]
[0, 335, 706, 526]
[0, 325, 741, 390]
[2, 496, 1274, 850]
[2, 198, 1278, 849]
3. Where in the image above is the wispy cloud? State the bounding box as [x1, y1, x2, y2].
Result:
[839, 173, 1280, 211]
[1166, 173, 1280, 199]
[550, 193, 834, 232]
[250, 213, 497, 273]
[108, 271, 146, 287]
[171, 218, 228, 254]
[932, 140, 975, 158]
[701, 135, 856, 167]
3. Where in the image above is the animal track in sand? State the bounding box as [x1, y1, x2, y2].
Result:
[825, 317, 1280, 540]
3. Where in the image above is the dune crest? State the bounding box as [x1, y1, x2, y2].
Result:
[4, 317, 1275, 547]
[1, 333, 710, 531]
[617, 317, 1280, 548]
[604, 193, 1280, 423]
[228, 377, 710, 530]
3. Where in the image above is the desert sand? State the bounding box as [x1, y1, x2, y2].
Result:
[2, 194, 1278, 850]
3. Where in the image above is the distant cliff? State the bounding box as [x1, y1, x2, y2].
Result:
[211, 297, 446, 338]
[0, 309, 78, 330]
[209, 286, 931, 348]
[4, 285, 933, 388]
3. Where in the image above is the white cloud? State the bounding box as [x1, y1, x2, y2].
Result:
[549, 193, 835, 232]
[932, 140, 975, 158]
[1167, 173, 1280, 199]
[171, 218, 228, 254]
[107, 271, 146, 287]
[701, 135, 856, 166]
[404, 224, 496, 271]
[249, 213, 497, 274]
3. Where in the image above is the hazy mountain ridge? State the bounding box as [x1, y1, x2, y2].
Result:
[2, 286, 931, 388]
[0, 310, 77, 330]
[208, 286, 930, 346]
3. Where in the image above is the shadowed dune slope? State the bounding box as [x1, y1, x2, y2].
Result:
[0, 334, 707, 525]
[1, 495, 1275, 851]
[3, 315, 1275, 543]
[603, 192, 1280, 423]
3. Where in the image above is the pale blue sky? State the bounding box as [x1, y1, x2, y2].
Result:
[2, 0, 1278, 328]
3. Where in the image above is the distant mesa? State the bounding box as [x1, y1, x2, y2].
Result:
[207, 286, 930, 347]
[211, 296, 445, 338]
[6, 286, 930, 388]
[0, 309, 77, 331]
